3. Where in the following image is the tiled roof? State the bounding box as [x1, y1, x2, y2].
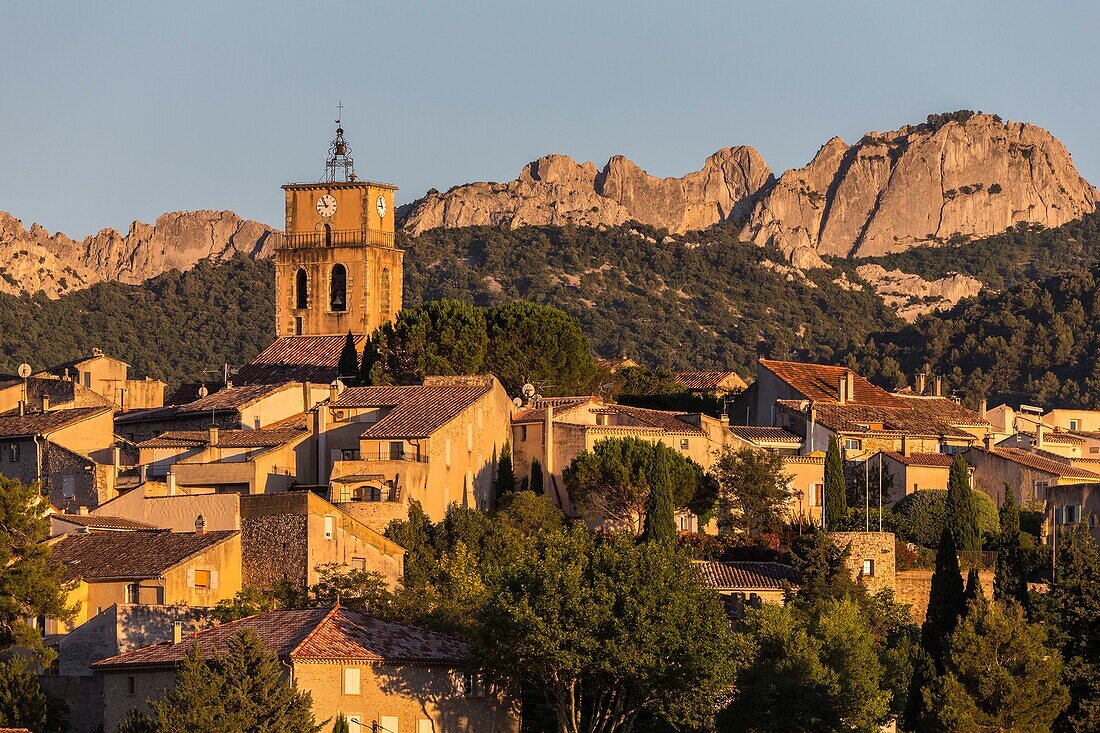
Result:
[51, 530, 238, 581]
[165, 382, 218, 406]
[780, 398, 985, 440]
[93, 606, 466, 669]
[332, 382, 492, 438]
[760, 359, 902, 406]
[235, 336, 365, 385]
[607, 404, 705, 435]
[0, 406, 111, 438]
[117, 384, 295, 425]
[879, 451, 955, 467]
[985, 447, 1100, 480]
[674, 371, 747, 391]
[512, 396, 598, 424]
[728, 425, 803, 444]
[694, 561, 800, 590]
[137, 427, 307, 450]
[53, 514, 157, 531]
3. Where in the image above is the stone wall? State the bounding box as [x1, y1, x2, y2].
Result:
[242, 510, 309, 588]
[828, 531, 896, 596]
[336, 500, 409, 535]
[896, 569, 995, 624]
[40, 674, 103, 733]
[43, 440, 99, 512]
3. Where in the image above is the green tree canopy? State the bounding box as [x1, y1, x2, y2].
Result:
[824, 435, 847, 529]
[484, 300, 598, 394]
[894, 488, 999, 548]
[472, 528, 735, 733]
[641, 458, 676, 544]
[0, 476, 76, 663]
[337, 330, 360, 383]
[563, 437, 706, 532]
[712, 446, 792, 534]
[922, 527, 966, 670]
[0, 657, 68, 733]
[994, 488, 1030, 608]
[493, 441, 516, 508]
[946, 455, 982, 552]
[366, 299, 489, 385]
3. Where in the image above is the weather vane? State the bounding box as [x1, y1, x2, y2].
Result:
[324, 101, 357, 183]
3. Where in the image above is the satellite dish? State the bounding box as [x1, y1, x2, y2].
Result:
[17, 363, 31, 379]
[521, 383, 536, 399]
[512, 397, 523, 408]
[197, 385, 209, 398]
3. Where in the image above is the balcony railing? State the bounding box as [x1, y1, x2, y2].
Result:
[271, 228, 394, 250]
[360, 449, 429, 464]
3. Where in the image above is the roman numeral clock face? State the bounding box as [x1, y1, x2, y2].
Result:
[316, 194, 337, 218]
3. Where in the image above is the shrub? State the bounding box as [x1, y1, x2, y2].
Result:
[894, 489, 999, 548]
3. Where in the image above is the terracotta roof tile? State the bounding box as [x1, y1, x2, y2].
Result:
[607, 404, 705, 435]
[137, 427, 307, 449]
[985, 447, 1100, 480]
[779, 398, 985, 440]
[728, 426, 803, 444]
[0, 406, 111, 438]
[51, 530, 238, 582]
[674, 371, 747, 391]
[512, 396, 598, 424]
[694, 561, 800, 590]
[235, 336, 364, 385]
[53, 514, 158, 531]
[332, 381, 493, 438]
[93, 606, 466, 669]
[879, 451, 955, 467]
[760, 359, 901, 406]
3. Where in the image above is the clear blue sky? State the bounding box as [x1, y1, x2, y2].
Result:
[2, 1, 1097, 237]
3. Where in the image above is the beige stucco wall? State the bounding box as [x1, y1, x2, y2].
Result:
[50, 410, 116, 464]
[782, 456, 824, 526]
[966, 450, 1087, 509]
[93, 489, 242, 532]
[1045, 409, 1100, 433]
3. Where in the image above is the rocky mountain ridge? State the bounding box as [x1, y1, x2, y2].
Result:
[400, 113, 1098, 262]
[0, 210, 274, 297]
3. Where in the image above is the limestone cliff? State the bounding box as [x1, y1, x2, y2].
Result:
[0, 211, 275, 297]
[742, 114, 1099, 257]
[855, 264, 982, 322]
[401, 147, 774, 235]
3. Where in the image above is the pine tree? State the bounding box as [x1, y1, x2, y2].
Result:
[823, 435, 847, 529]
[922, 528, 966, 670]
[337, 330, 359, 384]
[494, 441, 516, 508]
[530, 459, 544, 495]
[0, 657, 68, 733]
[945, 455, 981, 552]
[333, 714, 350, 733]
[994, 487, 1029, 608]
[641, 460, 676, 544]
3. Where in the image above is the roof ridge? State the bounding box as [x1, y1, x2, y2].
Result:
[289, 604, 342, 658]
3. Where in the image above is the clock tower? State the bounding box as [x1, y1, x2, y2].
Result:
[274, 120, 403, 338]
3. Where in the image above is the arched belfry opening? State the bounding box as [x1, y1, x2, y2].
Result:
[330, 264, 347, 312]
[295, 269, 308, 309]
[323, 223, 332, 247]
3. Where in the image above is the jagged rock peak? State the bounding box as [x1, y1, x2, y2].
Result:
[401, 147, 774, 235]
[742, 112, 1099, 258]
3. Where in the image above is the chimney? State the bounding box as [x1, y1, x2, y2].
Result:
[901, 435, 911, 457]
[167, 472, 177, 496]
[208, 425, 219, 447]
[915, 373, 926, 395]
[17, 400, 24, 416]
[838, 372, 849, 405]
[302, 381, 312, 410]
[979, 398, 988, 419]
[984, 432, 995, 450]
[172, 621, 183, 644]
[329, 380, 341, 404]
[41, 394, 49, 412]
[1036, 422, 1045, 450]
[933, 376, 943, 397]
[78, 505, 89, 515]
[195, 514, 206, 535]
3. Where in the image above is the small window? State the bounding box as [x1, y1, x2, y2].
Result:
[520, 425, 528, 442]
[341, 448, 360, 460]
[343, 667, 361, 695]
[1063, 505, 1081, 525]
[1034, 480, 1050, 500]
[125, 583, 139, 604]
[126, 676, 136, 696]
[295, 268, 308, 309]
[843, 438, 862, 451]
[324, 515, 336, 540]
[83, 371, 92, 388]
[1069, 419, 1080, 431]
[8, 443, 19, 462]
[678, 515, 691, 532]
[330, 264, 347, 312]
[389, 441, 405, 461]
[193, 570, 211, 589]
[1090, 447, 1098, 454]
[294, 316, 304, 336]
[680, 439, 689, 450]
[809, 483, 823, 507]
[861, 559, 875, 577]
[461, 672, 486, 698]
[380, 717, 399, 733]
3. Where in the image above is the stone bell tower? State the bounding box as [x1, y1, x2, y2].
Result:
[274, 117, 403, 337]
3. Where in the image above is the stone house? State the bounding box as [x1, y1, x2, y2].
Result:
[321, 376, 514, 528]
[34, 349, 166, 410]
[965, 445, 1100, 508]
[134, 424, 313, 494]
[0, 374, 113, 414]
[115, 382, 329, 444]
[996, 426, 1087, 458]
[1047, 482, 1100, 545]
[46, 526, 242, 636]
[92, 606, 519, 733]
[0, 406, 118, 511]
[828, 531, 896, 596]
[694, 561, 799, 613]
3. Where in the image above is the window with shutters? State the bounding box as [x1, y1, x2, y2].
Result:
[193, 570, 211, 589]
[125, 583, 139, 604]
[1070, 419, 1081, 431]
[862, 559, 875, 577]
[1034, 480, 1050, 500]
[343, 667, 361, 695]
[379, 716, 399, 733]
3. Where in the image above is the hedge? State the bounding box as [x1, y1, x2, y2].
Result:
[894, 489, 999, 548]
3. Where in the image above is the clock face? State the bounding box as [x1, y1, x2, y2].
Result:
[376, 195, 387, 219]
[316, 194, 337, 218]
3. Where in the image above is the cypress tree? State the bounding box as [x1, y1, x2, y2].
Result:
[823, 435, 847, 529]
[494, 442, 516, 508]
[641, 460, 676, 544]
[333, 714, 350, 733]
[530, 459, 544, 495]
[337, 330, 360, 385]
[963, 569, 984, 611]
[358, 336, 378, 386]
[922, 527, 966, 670]
[994, 487, 1029, 608]
[945, 454, 981, 551]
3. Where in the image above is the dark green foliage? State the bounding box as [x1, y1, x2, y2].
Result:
[962, 569, 983, 608]
[484, 300, 598, 394]
[1038, 524, 1100, 732]
[0, 476, 76, 662]
[116, 709, 157, 733]
[401, 223, 900, 375]
[365, 299, 489, 385]
[337, 331, 359, 383]
[529, 458, 544, 495]
[945, 455, 981, 551]
[787, 528, 859, 606]
[562, 437, 706, 532]
[922, 528, 966, 670]
[149, 631, 322, 733]
[613, 365, 726, 416]
[994, 488, 1030, 607]
[641, 460, 676, 544]
[0, 657, 68, 733]
[493, 441, 516, 508]
[823, 435, 847, 529]
[893, 488, 999, 548]
[0, 255, 274, 386]
[332, 713, 350, 733]
[712, 446, 792, 534]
